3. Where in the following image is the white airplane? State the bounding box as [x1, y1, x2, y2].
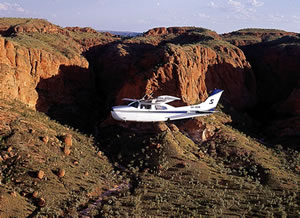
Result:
[111, 89, 224, 122]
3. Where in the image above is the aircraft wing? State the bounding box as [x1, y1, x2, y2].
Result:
[168, 111, 215, 121]
[155, 95, 181, 103]
[122, 98, 139, 102]
[122, 95, 180, 104]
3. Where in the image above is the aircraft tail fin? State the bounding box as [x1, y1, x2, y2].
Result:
[195, 89, 224, 111]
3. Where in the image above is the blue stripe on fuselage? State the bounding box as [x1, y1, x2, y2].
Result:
[112, 110, 213, 114]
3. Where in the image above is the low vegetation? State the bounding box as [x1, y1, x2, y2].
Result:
[0, 18, 48, 28]
[94, 111, 299, 217]
[221, 28, 296, 46]
[6, 32, 82, 58]
[0, 17, 118, 58]
[0, 99, 116, 217]
[2, 97, 298, 217]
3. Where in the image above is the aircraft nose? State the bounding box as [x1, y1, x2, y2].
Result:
[111, 108, 121, 121]
[111, 107, 117, 113]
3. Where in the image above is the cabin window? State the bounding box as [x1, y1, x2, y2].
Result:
[140, 104, 151, 109]
[155, 105, 167, 110]
[129, 101, 139, 108]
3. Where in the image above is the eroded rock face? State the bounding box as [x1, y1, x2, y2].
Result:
[65, 27, 99, 34]
[0, 18, 67, 37]
[0, 17, 122, 131]
[244, 37, 300, 142]
[144, 27, 182, 36]
[224, 30, 300, 143]
[144, 27, 221, 40]
[96, 31, 256, 111]
[243, 41, 300, 106]
[97, 28, 299, 144]
[276, 86, 300, 116]
[0, 22, 257, 121]
[178, 119, 213, 143]
[65, 27, 117, 52]
[0, 19, 118, 118]
[0, 36, 89, 109]
[0, 20, 298, 144]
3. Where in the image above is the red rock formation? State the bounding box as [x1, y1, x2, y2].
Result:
[1, 20, 297, 145]
[178, 119, 212, 143]
[0, 19, 67, 36]
[144, 27, 220, 39]
[98, 35, 256, 111]
[144, 27, 221, 40]
[222, 29, 297, 46]
[65, 27, 99, 34]
[266, 85, 300, 141]
[144, 27, 169, 36]
[66, 27, 118, 52]
[0, 36, 89, 109]
[0, 19, 118, 117]
[0, 25, 11, 36]
[276, 86, 300, 115]
[226, 31, 300, 143]
[12, 22, 64, 35]
[144, 27, 198, 36]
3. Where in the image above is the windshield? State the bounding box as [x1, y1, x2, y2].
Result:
[129, 101, 139, 108]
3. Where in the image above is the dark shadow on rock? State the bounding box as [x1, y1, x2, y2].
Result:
[204, 62, 265, 142]
[239, 36, 300, 147]
[84, 39, 261, 142]
[35, 65, 97, 133]
[82, 41, 168, 118]
[205, 62, 257, 110]
[166, 31, 216, 45]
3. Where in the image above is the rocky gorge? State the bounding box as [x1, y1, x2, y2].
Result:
[1, 20, 298, 144]
[0, 18, 299, 217]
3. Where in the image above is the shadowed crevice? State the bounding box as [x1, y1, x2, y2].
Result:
[35, 65, 97, 132]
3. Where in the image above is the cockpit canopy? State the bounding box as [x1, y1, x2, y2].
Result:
[128, 101, 167, 110]
[128, 101, 139, 108]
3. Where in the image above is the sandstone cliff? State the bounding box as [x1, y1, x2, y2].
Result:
[224, 29, 300, 143]
[0, 35, 89, 110]
[0, 18, 118, 115]
[96, 27, 256, 112]
[144, 26, 221, 40]
[0, 18, 65, 36]
[0, 19, 299, 144]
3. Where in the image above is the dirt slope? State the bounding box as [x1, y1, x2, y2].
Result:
[0, 98, 116, 217]
[95, 112, 299, 217]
